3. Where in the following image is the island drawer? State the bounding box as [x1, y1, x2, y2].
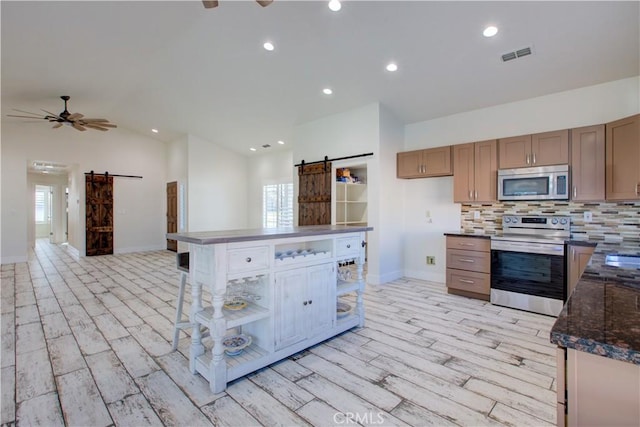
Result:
[336, 236, 362, 258]
[228, 246, 269, 273]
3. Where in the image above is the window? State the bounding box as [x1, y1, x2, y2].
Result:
[35, 188, 48, 223]
[263, 183, 293, 228]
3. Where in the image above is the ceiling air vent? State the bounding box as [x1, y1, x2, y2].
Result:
[501, 46, 533, 62]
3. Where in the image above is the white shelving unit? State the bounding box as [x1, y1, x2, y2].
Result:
[334, 165, 368, 226]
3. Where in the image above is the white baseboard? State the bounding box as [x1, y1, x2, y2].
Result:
[365, 269, 403, 285]
[114, 244, 165, 255]
[403, 269, 446, 284]
[1, 255, 28, 265]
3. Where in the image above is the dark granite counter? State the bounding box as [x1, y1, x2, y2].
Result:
[551, 241, 640, 365]
[168, 225, 373, 245]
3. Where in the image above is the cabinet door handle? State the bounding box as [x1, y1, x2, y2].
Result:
[309, 300, 313, 305]
[474, 190, 478, 200]
[636, 183, 639, 196]
[526, 154, 530, 165]
[469, 190, 473, 200]
[346, 244, 351, 249]
[573, 187, 577, 198]
[532, 153, 536, 164]
[303, 301, 308, 306]
[458, 258, 475, 263]
[572, 248, 576, 261]
[245, 257, 252, 263]
[459, 279, 475, 284]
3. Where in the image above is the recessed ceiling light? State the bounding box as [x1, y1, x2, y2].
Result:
[151, 128, 159, 133]
[386, 62, 398, 72]
[328, 0, 341, 12]
[483, 26, 498, 37]
[277, 140, 285, 145]
[250, 147, 257, 152]
[323, 88, 333, 95]
[263, 42, 275, 51]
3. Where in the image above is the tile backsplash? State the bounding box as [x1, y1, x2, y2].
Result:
[461, 201, 640, 244]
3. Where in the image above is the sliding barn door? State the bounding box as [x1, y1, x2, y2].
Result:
[85, 174, 114, 256]
[298, 162, 332, 226]
[166, 181, 178, 252]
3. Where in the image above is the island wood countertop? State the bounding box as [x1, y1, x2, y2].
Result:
[167, 225, 373, 245]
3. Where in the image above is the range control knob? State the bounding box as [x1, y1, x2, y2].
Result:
[504, 217, 511, 223]
[560, 218, 568, 225]
[511, 217, 518, 223]
[552, 218, 558, 225]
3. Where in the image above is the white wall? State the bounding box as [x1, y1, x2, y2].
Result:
[402, 76, 640, 283]
[370, 105, 405, 284]
[186, 134, 248, 232]
[1, 123, 168, 263]
[293, 102, 406, 285]
[246, 150, 294, 228]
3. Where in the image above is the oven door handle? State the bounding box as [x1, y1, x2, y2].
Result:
[491, 241, 565, 256]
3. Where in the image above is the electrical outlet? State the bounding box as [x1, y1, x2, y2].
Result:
[473, 211, 481, 220]
[584, 211, 592, 222]
[426, 256, 436, 265]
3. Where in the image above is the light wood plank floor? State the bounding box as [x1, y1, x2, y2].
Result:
[1, 240, 557, 426]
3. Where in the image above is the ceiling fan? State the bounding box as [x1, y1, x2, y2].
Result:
[203, 0, 273, 8]
[7, 95, 117, 132]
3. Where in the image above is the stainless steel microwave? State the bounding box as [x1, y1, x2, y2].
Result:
[498, 165, 569, 201]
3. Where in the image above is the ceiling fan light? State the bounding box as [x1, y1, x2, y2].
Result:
[328, 0, 341, 12]
[263, 42, 275, 51]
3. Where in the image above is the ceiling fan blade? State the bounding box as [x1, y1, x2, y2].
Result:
[7, 114, 48, 120]
[67, 113, 83, 121]
[12, 109, 44, 117]
[41, 109, 62, 119]
[52, 123, 63, 129]
[203, 0, 218, 8]
[79, 118, 109, 123]
[84, 124, 109, 132]
[72, 123, 87, 131]
[256, 0, 273, 6]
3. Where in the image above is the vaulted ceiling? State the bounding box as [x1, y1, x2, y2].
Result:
[2, 1, 638, 155]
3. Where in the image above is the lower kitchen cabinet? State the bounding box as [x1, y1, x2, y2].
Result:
[557, 348, 640, 427]
[274, 263, 335, 351]
[445, 235, 491, 300]
[566, 244, 595, 298]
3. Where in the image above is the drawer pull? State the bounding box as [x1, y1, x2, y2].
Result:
[346, 244, 351, 249]
[458, 243, 474, 246]
[303, 301, 308, 306]
[458, 258, 475, 263]
[245, 257, 252, 263]
[459, 279, 475, 284]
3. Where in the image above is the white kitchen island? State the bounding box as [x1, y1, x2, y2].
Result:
[167, 225, 372, 393]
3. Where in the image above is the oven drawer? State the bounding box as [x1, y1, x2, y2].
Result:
[446, 269, 490, 295]
[447, 249, 490, 273]
[446, 236, 490, 252]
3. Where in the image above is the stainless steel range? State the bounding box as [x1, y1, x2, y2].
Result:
[490, 215, 570, 317]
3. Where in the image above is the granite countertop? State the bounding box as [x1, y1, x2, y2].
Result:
[167, 225, 373, 245]
[443, 231, 491, 239]
[551, 241, 640, 365]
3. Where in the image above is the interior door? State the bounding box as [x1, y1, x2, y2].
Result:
[298, 162, 332, 226]
[85, 173, 114, 256]
[166, 181, 178, 251]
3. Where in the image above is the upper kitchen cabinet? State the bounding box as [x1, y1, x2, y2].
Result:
[606, 114, 640, 200]
[453, 140, 497, 203]
[498, 130, 569, 168]
[397, 146, 452, 178]
[570, 125, 605, 201]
